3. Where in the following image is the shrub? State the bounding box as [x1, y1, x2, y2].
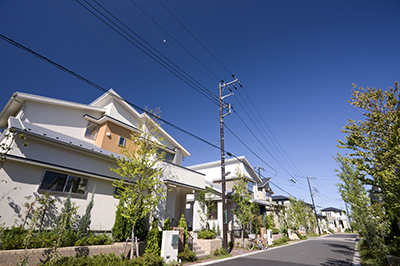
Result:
[178, 214, 188, 247]
[271, 228, 280, 234]
[162, 217, 171, 231]
[40, 252, 164, 266]
[112, 199, 133, 242]
[272, 236, 289, 246]
[213, 247, 228, 257]
[197, 229, 216, 239]
[228, 241, 234, 250]
[1, 225, 26, 250]
[178, 246, 196, 262]
[145, 218, 161, 255]
[296, 232, 307, 240]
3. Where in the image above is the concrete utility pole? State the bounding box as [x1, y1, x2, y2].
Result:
[307, 176, 321, 234]
[219, 77, 238, 250]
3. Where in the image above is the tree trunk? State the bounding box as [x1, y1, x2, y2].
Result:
[130, 227, 135, 259]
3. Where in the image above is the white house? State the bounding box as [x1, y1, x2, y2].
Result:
[0, 90, 205, 231]
[188, 156, 268, 233]
[321, 207, 350, 232]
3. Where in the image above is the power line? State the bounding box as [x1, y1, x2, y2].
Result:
[77, 0, 219, 105]
[0, 33, 234, 158]
[238, 85, 304, 178]
[224, 123, 277, 173]
[122, 0, 222, 82]
[157, 0, 232, 76]
[231, 107, 298, 179]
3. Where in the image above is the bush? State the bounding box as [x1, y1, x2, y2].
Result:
[177, 246, 196, 262]
[197, 229, 216, 239]
[1, 225, 26, 250]
[272, 236, 289, 246]
[213, 247, 228, 257]
[296, 232, 307, 240]
[271, 228, 280, 234]
[41, 252, 164, 266]
[75, 233, 112, 246]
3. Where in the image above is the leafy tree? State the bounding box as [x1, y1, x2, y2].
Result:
[111, 112, 167, 249]
[196, 185, 216, 230]
[263, 214, 274, 229]
[231, 169, 252, 245]
[337, 83, 400, 219]
[337, 82, 400, 261]
[287, 198, 311, 232]
[250, 201, 262, 234]
[335, 154, 388, 262]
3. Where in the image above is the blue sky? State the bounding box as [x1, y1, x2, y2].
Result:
[1, 0, 400, 212]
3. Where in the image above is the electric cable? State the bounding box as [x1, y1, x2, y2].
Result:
[77, 0, 219, 105]
[157, 0, 232, 76]
[122, 0, 222, 83]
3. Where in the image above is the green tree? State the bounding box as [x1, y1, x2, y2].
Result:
[196, 185, 216, 230]
[337, 82, 400, 261]
[77, 186, 95, 237]
[178, 214, 188, 248]
[287, 198, 311, 232]
[231, 169, 252, 245]
[145, 217, 161, 255]
[335, 154, 388, 262]
[111, 113, 167, 250]
[338, 83, 400, 219]
[111, 198, 132, 242]
[162, 217, 171, 231]
[250, 201, 262, 234]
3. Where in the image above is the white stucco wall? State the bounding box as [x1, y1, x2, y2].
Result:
[0, 159, 118, 230]
[19, 101, 103, 143]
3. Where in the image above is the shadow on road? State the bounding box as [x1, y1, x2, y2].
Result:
[320, 257, 353, 266]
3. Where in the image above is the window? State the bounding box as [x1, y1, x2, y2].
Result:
[118, 136, 126, 147]
[248, 180, 254, 192]
[39, 170, 87, 195]
[157, 148, 174, 162]
[207, 202, 217, 220]
[84, 122, 99, 140]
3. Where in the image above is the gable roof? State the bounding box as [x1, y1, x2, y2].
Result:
[90, 89, 190, 157]
[188, 155, 262, 183]
[0, 90, 190, 157]
[272, 195, 290, 201]
[321, 207, 343, 212]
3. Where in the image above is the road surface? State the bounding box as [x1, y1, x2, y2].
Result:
[209, 233, 358, 266]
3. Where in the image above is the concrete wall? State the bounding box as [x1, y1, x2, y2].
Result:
[194, 239, 222, 255]
[0, 242, 145, 266]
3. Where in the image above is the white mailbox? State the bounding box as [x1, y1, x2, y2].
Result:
[161, 231, 179, 263]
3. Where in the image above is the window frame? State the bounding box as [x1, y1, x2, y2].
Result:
[38, 170, 88, 198]
[118, 136, 126, 147]
[84, 122, 99, 140]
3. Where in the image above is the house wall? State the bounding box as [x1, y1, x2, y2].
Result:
[19, 101, 103, 144]
[0, 159, 118, 231]
[95, 121, 133, 154]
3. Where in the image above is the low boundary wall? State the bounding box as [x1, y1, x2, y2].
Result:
[0, 242, 145, 266]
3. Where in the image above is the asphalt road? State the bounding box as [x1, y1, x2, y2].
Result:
[209, 234, 358, 266]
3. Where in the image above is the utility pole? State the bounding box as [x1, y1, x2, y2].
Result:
[307, 176, 321, 234]
[219, 77, 239, 250]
